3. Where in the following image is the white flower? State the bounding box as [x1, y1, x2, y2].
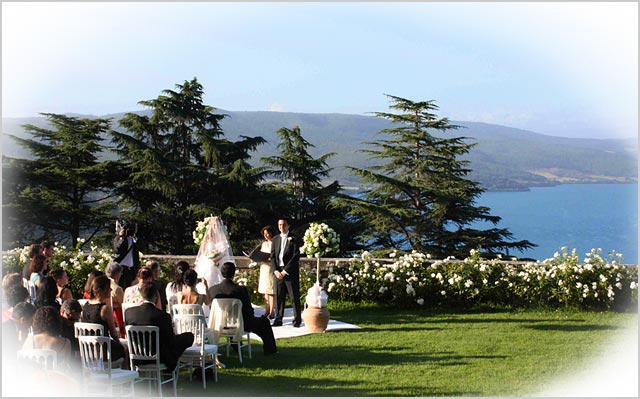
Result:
[417, 298, 425, 305]
[406, 284, 415, 296]
[464, 280, 473, 288]
[440, 290, 446, 296]
[630, 281, 638, 290]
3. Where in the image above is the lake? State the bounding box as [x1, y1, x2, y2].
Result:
[473, 183, 638, 264]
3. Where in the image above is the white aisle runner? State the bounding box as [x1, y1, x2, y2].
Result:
[250, 305, 361, 340]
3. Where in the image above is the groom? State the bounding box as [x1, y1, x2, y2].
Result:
[271, 217, 302, 327]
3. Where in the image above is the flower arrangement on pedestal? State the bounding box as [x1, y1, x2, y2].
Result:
[300, 222, 340, 332]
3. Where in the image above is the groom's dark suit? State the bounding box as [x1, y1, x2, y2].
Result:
[270, 233, 302, 326]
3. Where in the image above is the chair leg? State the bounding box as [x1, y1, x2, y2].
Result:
[238, 341, 243, 363]
[173, 369, 177, 397]
[247, 333, 252, 359]
[157, 370, 163, 397]
[201, 357, 206, 389]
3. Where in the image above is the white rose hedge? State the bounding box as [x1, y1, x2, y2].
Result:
[324, 247, 638, 310]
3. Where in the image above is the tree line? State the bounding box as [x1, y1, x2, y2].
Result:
[2, 78, 534, 259]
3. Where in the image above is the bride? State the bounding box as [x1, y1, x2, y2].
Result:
[194, 216, 235, 289]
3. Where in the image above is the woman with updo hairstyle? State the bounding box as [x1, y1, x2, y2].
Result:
[22, 306, 71, 368]
[165, 261, 190, 308]
[81, 275, 126, 363]
[177, 269, 210, 306]
[51, 269, 73, 303]
[123, 267, 161, 309]
[83, 269, 105, 299]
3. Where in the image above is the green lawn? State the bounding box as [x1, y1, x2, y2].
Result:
[175, 303, 637, 397]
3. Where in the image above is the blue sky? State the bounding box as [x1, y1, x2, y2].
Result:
[2, 2, 637, 139]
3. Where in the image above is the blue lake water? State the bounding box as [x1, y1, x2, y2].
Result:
[472, 183, 638, 263]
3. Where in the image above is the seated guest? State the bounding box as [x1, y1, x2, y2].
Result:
[51, 269, 73, 303]
[123, 267, 161, 309]
[22, 243, 43, 280]
[105, 261, 125, 338]
[165, 261, 190, 309]
[2, 272, 23, 293]
[60, 299, 82, 354]
[3, 301, 36, 360]
[178, 269, 211, 306]
[147, 260, 168, 312]
[209, 262, 278, 355]
[2, 285, 29, 322]
[83, 270, 105, 299]
[28, 254, 49, 289]
[125, 282, 194, 371]
[81, 275, 126, 364]
[22, 306, 71, 368]
[34, 276, 61, 312]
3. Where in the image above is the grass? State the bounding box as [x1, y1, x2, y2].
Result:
[174, 303, 636, 397]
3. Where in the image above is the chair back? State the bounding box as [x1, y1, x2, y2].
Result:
[125, 325, 161, 367]
[17, 349, 57, 369]
[171, 303, 205, 318]
[77, 336, 114, 375]
[74, 321, 105, 337]
[209, 298, 245, 344]
[23, 278, 37, 303]
[173, 313, 207, 347]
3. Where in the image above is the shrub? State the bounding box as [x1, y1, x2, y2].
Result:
[325, 247, 638, 311]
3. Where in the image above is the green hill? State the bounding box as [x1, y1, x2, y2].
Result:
[2, 111, 637, 191]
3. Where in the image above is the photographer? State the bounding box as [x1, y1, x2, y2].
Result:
[113, 220, 140, 289]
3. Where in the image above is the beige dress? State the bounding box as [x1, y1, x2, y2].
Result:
[257, 241, 275, 295]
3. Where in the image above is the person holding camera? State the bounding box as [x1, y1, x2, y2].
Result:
[113, 221, 140, 289]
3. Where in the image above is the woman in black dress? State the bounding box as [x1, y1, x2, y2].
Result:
[81, 275, 126, 364]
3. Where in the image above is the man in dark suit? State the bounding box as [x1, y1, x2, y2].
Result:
[209, 262, 278, 355]
[270, 217, 302, 328]
[124, 282, 194, 371]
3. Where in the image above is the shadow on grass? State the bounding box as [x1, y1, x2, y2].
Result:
[522, 324, 623, 332]
[178, 373, 482, 397]
[177, 345, 504, 396]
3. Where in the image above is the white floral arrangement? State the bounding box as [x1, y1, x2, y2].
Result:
[192, 216, 215, 246]
[300, 222, 340, 258]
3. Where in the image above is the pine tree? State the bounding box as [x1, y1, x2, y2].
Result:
[111, 78, 267, 253]
[342, 94, 534, 258]
[3, 113, 118, 246]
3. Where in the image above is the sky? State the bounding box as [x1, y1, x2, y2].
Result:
[2, 2, 638, 139]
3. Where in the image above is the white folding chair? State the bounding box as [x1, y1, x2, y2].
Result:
[74, 322, 105, 337]
[209, 298, 252, 363]
[173, 313, 219, 388]
[23, 278, 37, 303]
[125, 325, 177, 397]
[170, 303, 205, 318]
[17, 348, 57, 370]
[77, 336, 138, 397]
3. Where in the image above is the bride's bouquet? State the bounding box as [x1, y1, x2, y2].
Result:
[193, 216, 215, 246]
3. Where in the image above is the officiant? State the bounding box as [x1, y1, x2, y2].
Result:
[248, 225, 277, 319]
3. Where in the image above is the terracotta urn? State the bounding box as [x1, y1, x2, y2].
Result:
[303, 305, 330, 333]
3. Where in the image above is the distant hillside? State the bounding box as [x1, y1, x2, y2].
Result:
[2, 111, 637, 191]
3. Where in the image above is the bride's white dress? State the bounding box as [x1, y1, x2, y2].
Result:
[194, 216, 235, 288]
